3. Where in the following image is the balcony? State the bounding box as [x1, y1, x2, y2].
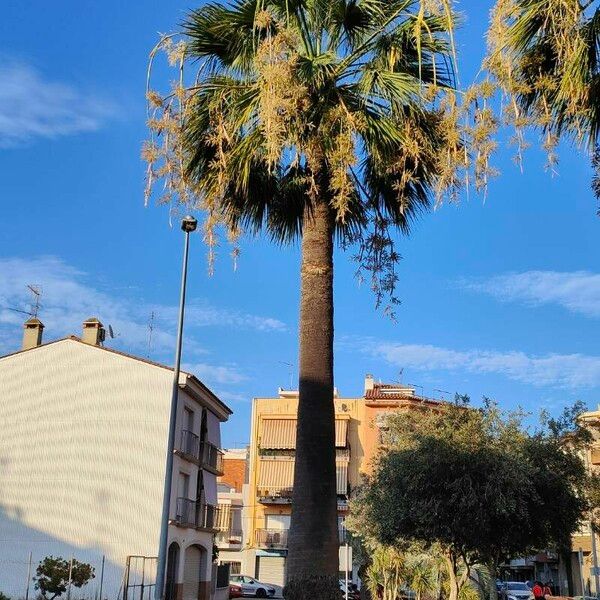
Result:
[255, 528, 289, 549]
[257, 486, 294, 504]
[253, 527, 349, 549]
[216, 529, 243, 546]
[177, 430, 200, 462]
[174, 498, 220, 531]
[200, 441, 224, 475]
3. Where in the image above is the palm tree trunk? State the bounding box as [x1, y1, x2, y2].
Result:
[286, 198, 339, 593]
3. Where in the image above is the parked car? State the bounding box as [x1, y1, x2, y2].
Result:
[229, 583, 244, 599]
[500, 582, 534, 600]
[229, 575, 276, 598]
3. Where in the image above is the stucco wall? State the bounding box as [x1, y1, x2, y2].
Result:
[0, 339, 224, 599]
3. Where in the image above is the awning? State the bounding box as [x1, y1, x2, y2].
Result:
[260, 418, 348, 449]
[336, 461, 348, 495]
[258, 457, 348, 495]
[258, 458, 295, 493]
[260, 419, 296, 449]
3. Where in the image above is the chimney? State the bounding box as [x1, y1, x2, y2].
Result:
[364, 374, 374, 393]
[82, 317, 105, 345]
[22, 317, 44, 350]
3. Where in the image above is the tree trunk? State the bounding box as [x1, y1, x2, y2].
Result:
[488, 560, 499, 600]
[286, 199, 339, 595]
[444, 550, 469, 600]
[446, 559, 460, 600]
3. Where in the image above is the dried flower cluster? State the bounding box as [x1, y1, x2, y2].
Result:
[486, 0, 600, 173]
[143, 0, 503, 313]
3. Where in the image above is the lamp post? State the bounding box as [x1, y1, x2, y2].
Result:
[155, 215, 198, 600]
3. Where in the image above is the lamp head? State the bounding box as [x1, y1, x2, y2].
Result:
[181, 215, 198, 233]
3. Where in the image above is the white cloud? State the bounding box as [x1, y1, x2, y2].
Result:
[182, 362, 248, 387]
[0, 256, 286, 360]
[462, 270, 600, 318]
[360, 338, 600, 389]
[216, 391, 250, 403]
[0, 62, 116, 147]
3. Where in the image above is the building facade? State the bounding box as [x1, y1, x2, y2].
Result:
[571, 406, 600, 596]
[0, 318, 231, 600]
[215, 449, 247, 577]
[239, 377, 442, 587]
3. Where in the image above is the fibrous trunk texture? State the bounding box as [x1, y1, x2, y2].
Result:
[286, 199, 339, 596]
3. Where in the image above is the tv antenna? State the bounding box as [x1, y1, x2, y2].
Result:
[106, 324, 119, 341]
[5, 285, 42, 318]
[278, 361, 294, 390]
[147, 311, 156, 358]
[434, 388, 451, 400]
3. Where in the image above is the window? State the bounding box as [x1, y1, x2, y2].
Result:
[178, 472, 190, 499]
[184, 407, 194, 433]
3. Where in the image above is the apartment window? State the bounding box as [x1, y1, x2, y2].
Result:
[178, 472, 190, 499]
[184, 407, 194, 433]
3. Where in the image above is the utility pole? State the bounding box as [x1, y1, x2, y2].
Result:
[344, 542, 349, 600]
[580, 548, 587, 596]
[592, 529, 600, 597]
[24, 551, 32, 600]
[99, 555, 105, 600]
[155, 216, 198, 600]
[66, 557, 74, 600]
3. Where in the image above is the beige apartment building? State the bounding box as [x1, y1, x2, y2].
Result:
[0, 318, 231, 600]
[571, 405, 600, 596]
[235, 377, 443, 587]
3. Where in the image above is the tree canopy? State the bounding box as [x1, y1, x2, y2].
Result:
[34, 556, 95, 600]
[356, 398, 589, 600]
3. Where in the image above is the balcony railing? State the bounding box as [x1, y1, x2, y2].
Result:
[216, 529, 243, 545]
[174, 498, 220, 530]
[255, 528, 289, 549]
[257, 486, 294, 503]
[179, 430, 200, 460]
[200, 441, 224, 475]
[253, 527, 348, 549]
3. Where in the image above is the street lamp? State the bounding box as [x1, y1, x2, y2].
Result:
[155, 215, 198, 600]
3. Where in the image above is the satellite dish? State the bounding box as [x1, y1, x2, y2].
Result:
[108, 325, 115, 339]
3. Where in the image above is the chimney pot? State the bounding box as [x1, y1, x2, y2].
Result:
[22, 317, 44, 350]
[364, 373, 374, 392]
[82, 317, 105, 345]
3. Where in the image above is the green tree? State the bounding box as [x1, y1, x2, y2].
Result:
[408, 554, 439, 600]
[366, 546, 407, 600]
[358, 399, 588, 600]
[144, 0, 471, 593]
[34, 556, 95, 600]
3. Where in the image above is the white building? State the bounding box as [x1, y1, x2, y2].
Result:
[0, 317, 232, 600]
[215, 449, 248, 576]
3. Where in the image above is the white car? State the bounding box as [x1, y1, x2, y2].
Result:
[229, 575, 276, 598]
[500, 582, 534, 600]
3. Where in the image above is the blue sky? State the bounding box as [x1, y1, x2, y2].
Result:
[1, 1, 598, 447]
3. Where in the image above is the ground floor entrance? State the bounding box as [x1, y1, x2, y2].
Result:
[255, 553, 286, 587]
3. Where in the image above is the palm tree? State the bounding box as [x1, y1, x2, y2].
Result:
[408, 555, 438, 600]
[486, 0, 600, 169]
[146, 0, 460, 594]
